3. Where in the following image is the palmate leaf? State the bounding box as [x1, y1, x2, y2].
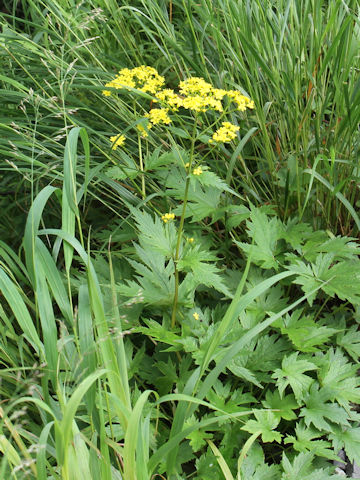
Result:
[337, 324, 360, 362]
[284, 421, 339, 461]
[287, 254, 360, 306]
[317, 348, 360, 407]
[300, 384, 349, 431]
[281, 452, 340, 480]
[173, 186, 222, 222]
[329, 426, 360, 467]
[262, 390, 298, 421]
[240, 443, 281, 480]
[178, 246, 231, 296]
[130, 207, 177, 257]
[242, 411, 282, 443]
[236, 207, 284, 269]
[280, 311, 338, 352]
[272, 352, 317, 402]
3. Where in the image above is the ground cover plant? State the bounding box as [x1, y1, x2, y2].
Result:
[0, 0, 360, 478]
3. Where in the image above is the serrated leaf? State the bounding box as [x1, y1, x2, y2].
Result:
[317, 348, 360, 406]
[300, 385, 349, 431]
[130, 208, 176, 257]
[329, 427, 360, 467]
[262, 390, 298, 421]
[242, 411, 282, 443]
[281, 452, 338, 480]
[178, 246, 231, 296]
[236, 207, 284, 269]
[272, 352, 317, 401]
[280, 312, 338, 352]
[337, 325, 360, 362]
[284, 421, 339, 461]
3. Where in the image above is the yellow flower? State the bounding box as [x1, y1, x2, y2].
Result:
[161, 212, 175, 223]
[210, 122, 239, 143]
[188, 237, 194, 243]
[136, 122, 152, 138]
[110, 134, 126, 150]
[185, 162, 190, 168]
[102, 89, 111, 96]
[193, 166, 203, 176]
[179, 77, 213, 97]
[228, 90, 255, 111]
[193, 312, 200, 320]
[155, 89, 183, 111]
[103, 66, 165, 95]
[145, 108, 171, 125]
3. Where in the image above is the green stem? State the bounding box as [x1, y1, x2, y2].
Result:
[170, 116, 198, 328]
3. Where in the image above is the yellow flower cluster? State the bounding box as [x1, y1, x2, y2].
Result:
[193, 166, 203, 176]
[145, 108, 171, 125]
[110, 134, 126, 150]
[136, 122, 152, 138]
[210, 122, 239, 143]
[161, 212, 175, 223]
[153, 76, 254, 114]
[155, 89, 183, 111]
[228, 90, 255, 111]
[193, 312, 200, 320]
[103, 66, 165, 96]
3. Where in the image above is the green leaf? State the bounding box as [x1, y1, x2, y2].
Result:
[300, 384, 349, 431]
[236, 207, 284, 269]
[185, 416, 213, 452]
[131, 208, 176, 257]
[329, 427, 360, 467]
[178, 247, 231, 296]
[280, 310, 338, 352]
[281, 452, 338, 480]
[272, 352, 317, 401]
[317, 348, 360, 406]
[262, 390, 298, 421]
[337, 324, 360, 362]
[242, 411, 282, 443]
[284, 421, 339, 461]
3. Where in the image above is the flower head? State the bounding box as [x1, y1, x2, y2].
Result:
[193, 312, 200, 321]
[228, 90, 255, 111]
[136, 122, 152, 138]
[110, 134, 126, 150]
[103, 66, 165, 95]
[210, 122, 239, 143]
[161, 212, 175, 223]
[145, 108, 171, 125]
[155, 89, 183, 111]
[193, 166, 203, 176]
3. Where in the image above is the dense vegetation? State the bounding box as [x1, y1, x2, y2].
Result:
[0, 1, 360, 478]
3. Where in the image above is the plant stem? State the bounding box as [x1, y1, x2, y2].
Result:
[171, 116, 198, 328]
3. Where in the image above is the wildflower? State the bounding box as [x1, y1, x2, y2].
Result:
[155, 89, 183, 111]
[188, 237, 194, 243]
[102, 89, 111, 96]
[193, 166, 203, 176]
[185, 162, 190, 168]
[136, 122, 152, 138]
[110, 134, 126, 150]
[210, 122, 239, 143]
[228, 90, 255, 111]
[193, 312, 200, 320]
[103, 66, 165, 95]
[145, 108, 171, 125]
[179, 77, 213, 97]
[161, 212, 175, 223]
